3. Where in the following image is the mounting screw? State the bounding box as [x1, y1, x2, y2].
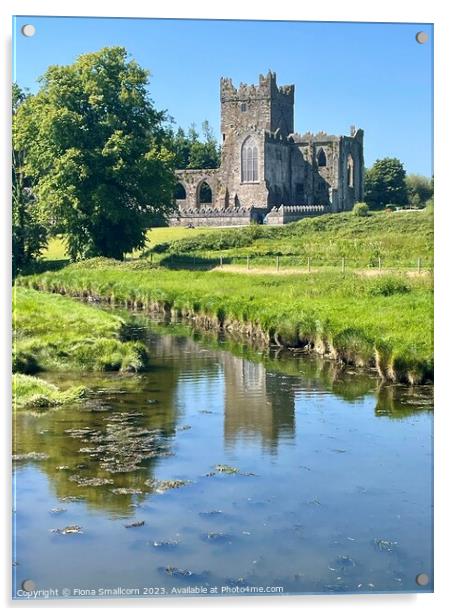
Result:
[415, 31, 428, 44]
[416, 573, 429, 586]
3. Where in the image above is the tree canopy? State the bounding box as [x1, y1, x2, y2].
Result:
[12, 83, 48, 275]
[406, 173, 433, 208]
[170, 120, 220, 170]
[364, 158, 408, 210]
[13, 47, 176, 260]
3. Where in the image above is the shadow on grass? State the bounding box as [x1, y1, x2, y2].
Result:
[158, 254, 232, 271]
[18, 258, 71, 277]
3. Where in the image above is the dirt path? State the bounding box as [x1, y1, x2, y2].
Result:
[210, 265, 432, 277]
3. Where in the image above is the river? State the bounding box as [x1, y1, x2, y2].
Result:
[13, 314, 433, 598]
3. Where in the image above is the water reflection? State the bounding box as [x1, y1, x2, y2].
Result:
[223, 355, 295, 451]
[13, 316, 433, 596]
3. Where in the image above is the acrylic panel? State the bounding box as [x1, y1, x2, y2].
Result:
[12, 16, 434, 600]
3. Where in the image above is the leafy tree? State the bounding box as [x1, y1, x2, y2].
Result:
[13, 47, 176, 261]
[188, 120, 220, 169]
[406, 174, 433, 208]
[12, 83, 47, 275]
[169, 120, 220, 170]
[364, 158, 408, 210]
[171, 126, 192, 169]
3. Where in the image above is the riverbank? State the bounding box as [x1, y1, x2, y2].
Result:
[19, 260, 433, 384]
[13, 287, 149, 407]
[13, 373, 86, 408]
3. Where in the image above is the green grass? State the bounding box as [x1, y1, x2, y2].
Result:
[149, 210, 433, 269]
[19, 260, 434, 384]
[13, 287, 148, 373]
[13, 373, 86, 408]
[43, 227, 214, 262]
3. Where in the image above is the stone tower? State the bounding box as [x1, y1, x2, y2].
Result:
[218, 71, 294, 210]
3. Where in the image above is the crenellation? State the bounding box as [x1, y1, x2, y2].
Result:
[171, 71, 364, 226]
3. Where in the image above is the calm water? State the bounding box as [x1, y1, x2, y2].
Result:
[13, 317, 433, 599]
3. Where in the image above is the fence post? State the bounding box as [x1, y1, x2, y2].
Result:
[247, 255, 250, 270]
[378, 256, 381, 271]
[276, 256, 280, 271]
[220, 255, 223, 268]
[308, 257, 311, 273]
[418, 257, 421, 274]
[150, 253, 153, 264]
[341, 257, 345, 273]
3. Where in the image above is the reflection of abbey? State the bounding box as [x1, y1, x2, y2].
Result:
[171, 70, 364, 226]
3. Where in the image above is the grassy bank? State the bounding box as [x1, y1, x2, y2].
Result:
[13, 286, 148, 374]
[150, 210, 433, 269]
[19, 259, 433, 384]
[13, 373, 86, 408]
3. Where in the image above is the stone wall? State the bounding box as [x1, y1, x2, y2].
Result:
[169, 206, 268, 227]
[265, 205, 329, 225]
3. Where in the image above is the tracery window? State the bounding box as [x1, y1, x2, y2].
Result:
[241, 136, 258, 182]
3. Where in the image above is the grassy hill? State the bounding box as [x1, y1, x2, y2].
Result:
[149, 210, 433, 269]
[43, 210, 433, 269]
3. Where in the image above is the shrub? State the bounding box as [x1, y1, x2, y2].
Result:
[368, 277, 411, 297]
[352, 202, 369, 217]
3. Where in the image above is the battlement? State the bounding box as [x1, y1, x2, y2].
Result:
[289, 131, 340, 144]
[220, 70, 294, 102]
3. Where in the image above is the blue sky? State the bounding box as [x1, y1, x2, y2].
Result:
[13, 16, 433, 175]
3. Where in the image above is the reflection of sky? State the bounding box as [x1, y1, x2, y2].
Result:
[13, 330, 433, 596]
[13, 17, 433, 175]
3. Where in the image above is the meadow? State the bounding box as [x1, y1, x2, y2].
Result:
[147, 210, 433, 270]
[43, 227, 214, 262]
[19, 259, 433, 385]
[20, 210, 434, 386]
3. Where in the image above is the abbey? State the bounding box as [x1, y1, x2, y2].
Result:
[171, 71, 364, 226]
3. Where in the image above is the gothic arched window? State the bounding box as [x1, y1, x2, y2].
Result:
[174, 183, 187, 200]
[198, 181, 212, 205]
[347, 154, 354, 188]
[241, 136, 258, 182]
[317, 148, 327, 167]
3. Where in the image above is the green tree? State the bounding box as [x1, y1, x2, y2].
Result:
[188, 120, 220, 169]
[364, 158, 408, 210]
[171, 126, 192, 169]
[12, 83, 47, 275]
[405, 174, 433, 208]
[169, 121, 220, 170]
[13, 47, 176, 261]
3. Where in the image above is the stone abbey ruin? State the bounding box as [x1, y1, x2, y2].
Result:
[171, 70, 364, 226]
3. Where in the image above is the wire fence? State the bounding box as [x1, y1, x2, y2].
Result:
[147, 253, 433, 273]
